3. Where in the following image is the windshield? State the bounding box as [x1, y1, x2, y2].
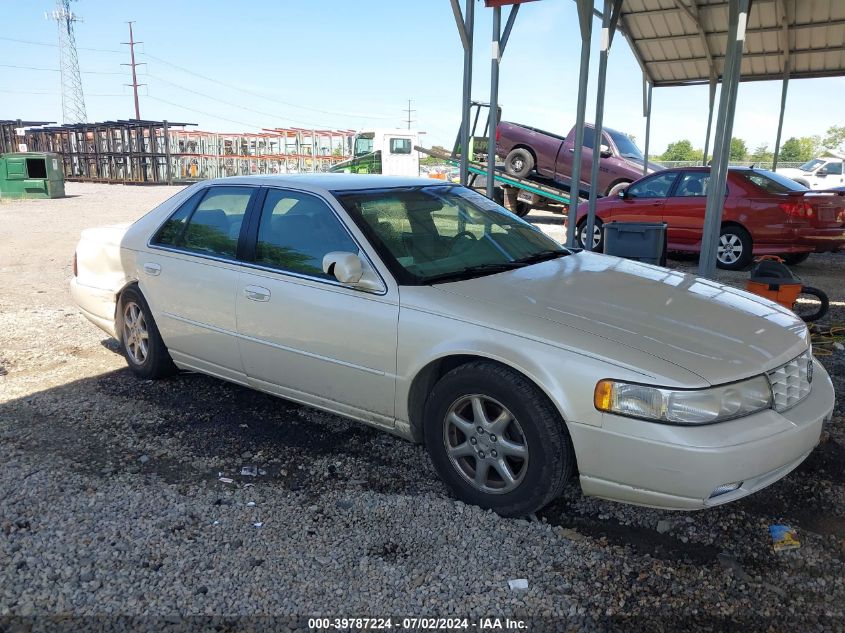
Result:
[354, 134, 374, 156]
[608, 130, 643, 161]
[799, 158, 824, 173]
[335, 185, 568, 284]
[735, 169, 809, 194]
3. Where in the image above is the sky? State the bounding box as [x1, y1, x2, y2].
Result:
[1, 0, 843, 155]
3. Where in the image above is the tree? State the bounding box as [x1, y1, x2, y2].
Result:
[779, 136, 821, 162]
[749, 143, 773, 166]
[661, 139, 697, 161]
[823, 125, 845, 151]
[729, 138, 747, 161]
[420, 145, 449, 167]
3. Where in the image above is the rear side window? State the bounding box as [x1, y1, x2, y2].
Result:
[255, 189, 358, 278]
[673, 172, 710, 197]
[152, 186, 253, 258]
[735, 170, 807, 194]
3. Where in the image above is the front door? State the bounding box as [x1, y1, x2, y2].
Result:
[614, 171, 678, 224]
[140, 185, 256, 382]
[235, 187, 399, 426]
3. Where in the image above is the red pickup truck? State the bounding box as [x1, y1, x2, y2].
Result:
[496, 121, 663, 197]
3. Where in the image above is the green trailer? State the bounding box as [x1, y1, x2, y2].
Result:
[0, 152, 65, 199]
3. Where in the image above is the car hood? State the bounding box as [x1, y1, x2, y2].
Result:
[435, 252, 809, 385]
[775, 167, 807, 178]
[623, 157, 664, 174]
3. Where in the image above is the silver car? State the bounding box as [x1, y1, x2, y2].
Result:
[71, 175, 835, 516]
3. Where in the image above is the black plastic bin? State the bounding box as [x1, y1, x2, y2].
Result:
[602, 221, 668, 266]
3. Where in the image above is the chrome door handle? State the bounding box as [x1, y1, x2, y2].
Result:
[143, 263, 161, 276]
[243, 285, 270, 302]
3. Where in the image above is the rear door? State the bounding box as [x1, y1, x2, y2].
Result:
[661, 171, 710, 247]
[140, 185, 256, 382]
[234, 187, 399, 425]
[613, 171, 678, 223]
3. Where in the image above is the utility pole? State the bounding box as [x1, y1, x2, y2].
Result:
[122, 22, 145, 120]
[403, 99, 416, 130]
[47, 0, 87, 124]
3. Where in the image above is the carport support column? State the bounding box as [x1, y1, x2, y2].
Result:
[584, 0, 623, 252]
[642, 78, 652, 177]
[702, 75, 717, 166]
[451, 0, 474, 186]
[565, 0, 594, 248]
[772, 65, 790, 171]
[698, 0, 749, 278]
[486, 4, 520, 199]
[486, 8, 502, 199]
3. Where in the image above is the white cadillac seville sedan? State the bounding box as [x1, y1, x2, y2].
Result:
[71, 174, 835, 516]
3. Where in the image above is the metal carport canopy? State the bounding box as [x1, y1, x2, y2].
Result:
[591, 0, 845, 277]
[620, 0, 845, 87]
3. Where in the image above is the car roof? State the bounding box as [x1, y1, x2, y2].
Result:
[199, 173, 448, 193]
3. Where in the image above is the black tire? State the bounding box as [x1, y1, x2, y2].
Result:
[576, 218, 604, 252]
[514, 201, 531, 217]
[118, 286, 176, 379]
[505, 148, 534, 179]
[606, 181, 630, 198]
[716, 225, 753, 270]
[782, 252, 811, 266]
[423, 361, 574, 517]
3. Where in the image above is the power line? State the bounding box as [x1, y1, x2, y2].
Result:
[0, 35, 122, 53]
[145, 95, 264, 130]
[0, 87, 126, 96]
[0, 63, 123, 75]
[140, 52, 395, 121]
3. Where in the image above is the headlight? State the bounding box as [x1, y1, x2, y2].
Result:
[594, 376, 773, 425]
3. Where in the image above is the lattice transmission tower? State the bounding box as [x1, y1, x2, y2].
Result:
[47, 0, 87, 123]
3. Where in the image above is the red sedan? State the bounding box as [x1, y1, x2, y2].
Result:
[570, 167, 845, 270]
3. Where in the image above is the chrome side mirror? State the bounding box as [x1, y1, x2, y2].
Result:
[322, 251, 384, 292]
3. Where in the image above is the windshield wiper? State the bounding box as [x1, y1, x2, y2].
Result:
[512, 248, 570, 265]
[424, 262, 524, 284]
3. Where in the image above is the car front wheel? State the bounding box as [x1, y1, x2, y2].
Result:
[424, 361, 574, 517]
[119, 286, 176, 379]
[716, 225, 753, 270]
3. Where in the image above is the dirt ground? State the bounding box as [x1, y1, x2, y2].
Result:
[1, 182, 844, 628]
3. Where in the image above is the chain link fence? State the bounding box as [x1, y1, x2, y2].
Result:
[656, 160, 805, 170]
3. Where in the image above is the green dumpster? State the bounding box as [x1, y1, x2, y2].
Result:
[0, 152, 65, 199]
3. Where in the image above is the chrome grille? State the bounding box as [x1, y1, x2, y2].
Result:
[767, 349, 813, 412]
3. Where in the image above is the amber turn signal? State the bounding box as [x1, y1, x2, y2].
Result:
[594, 380, 613, 412]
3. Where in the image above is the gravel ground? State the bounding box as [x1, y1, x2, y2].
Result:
[1, 183, 843, 630]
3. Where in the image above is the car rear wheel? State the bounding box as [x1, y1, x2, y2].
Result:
[514, 201, 531, 217]
[782, 252, 811, 266]
[716, 225, 753, 270]
[505, 148, 534, 179]
[119, 287, 176, 379]
[576, 218, 604, 251]
[424, 361, 574, 517]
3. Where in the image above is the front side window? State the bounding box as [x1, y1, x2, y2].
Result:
[255, 189, 358, 278]
[626, 172, 678, 198]
[354, 134, 375, 156]
[390, 138, 412, 154]
[152, 186, 252, 258]
[674, 172, 710, 197]
[336, 185, 567, 284]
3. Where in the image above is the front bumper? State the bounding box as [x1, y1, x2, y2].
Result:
[569, 359, 834, 510]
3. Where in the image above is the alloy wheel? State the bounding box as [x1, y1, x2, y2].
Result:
[579, 223, 601, 249]
[443, 394, 529, 495]
[122, 301, 149, 365]
[717, 233, 743, 265]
